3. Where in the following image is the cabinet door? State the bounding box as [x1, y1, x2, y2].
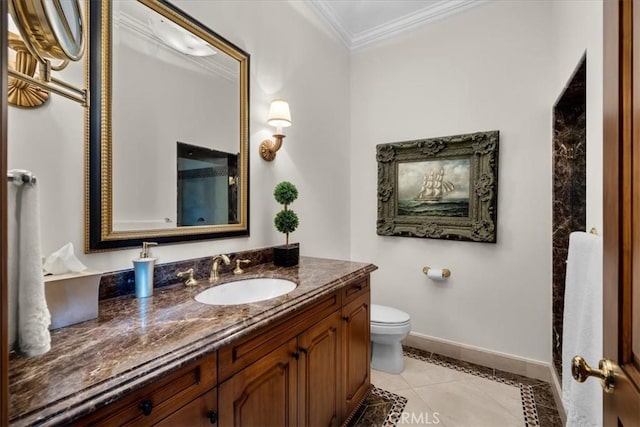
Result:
[219, 338, 298, 427]
[342, 290, 371, 417]
[155, 388, 217, 427]
[298, 311, 342, 427]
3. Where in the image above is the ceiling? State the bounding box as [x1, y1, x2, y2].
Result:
[303, 0, 486, 50]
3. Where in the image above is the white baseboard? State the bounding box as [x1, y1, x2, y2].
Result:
[403, 332, 551, 382]
[549, 365, 567, 424]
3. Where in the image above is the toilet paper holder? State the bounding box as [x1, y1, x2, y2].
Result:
[422, 266, 451, 278]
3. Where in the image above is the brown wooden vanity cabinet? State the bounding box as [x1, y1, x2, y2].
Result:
[218, 276, 370, 426]
[74, 276, 370, 427]
[74, 353, 218, 426]
[218, 311, 344, 427]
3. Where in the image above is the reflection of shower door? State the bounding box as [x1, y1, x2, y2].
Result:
[178, 170, 217, 226]
[176, 142, 238, 226]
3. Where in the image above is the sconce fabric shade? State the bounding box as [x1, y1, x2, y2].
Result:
[267, 100, 292, 128]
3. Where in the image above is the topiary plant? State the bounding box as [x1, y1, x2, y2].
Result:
[274, 181, 299, 246]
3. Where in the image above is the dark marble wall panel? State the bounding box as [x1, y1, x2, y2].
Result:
[552, 59, 586, 381]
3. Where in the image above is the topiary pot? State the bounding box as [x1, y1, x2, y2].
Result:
[273, 243, 299, 267]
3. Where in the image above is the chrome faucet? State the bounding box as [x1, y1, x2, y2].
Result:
[210, 254, 231, 282]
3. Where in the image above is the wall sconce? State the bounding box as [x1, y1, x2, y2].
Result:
[259, 99, 292, 161]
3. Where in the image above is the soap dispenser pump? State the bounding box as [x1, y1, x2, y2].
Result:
[133, 242, 158, 298]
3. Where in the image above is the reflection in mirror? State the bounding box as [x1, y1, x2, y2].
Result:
[176, 142, 239, 227]
[87, 0, 249, 251]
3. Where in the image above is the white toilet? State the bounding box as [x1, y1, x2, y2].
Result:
[370, 304, 411, 374]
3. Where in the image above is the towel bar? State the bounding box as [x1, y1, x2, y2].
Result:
[7, 173, 37, 184]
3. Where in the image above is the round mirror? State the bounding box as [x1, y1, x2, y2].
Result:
[9, 0, 85, 63]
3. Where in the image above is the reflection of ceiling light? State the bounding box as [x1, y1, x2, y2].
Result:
[148, 15, 216, 57]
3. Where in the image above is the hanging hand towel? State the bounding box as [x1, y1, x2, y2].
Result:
[8, 170, 51, 357]
[562, 231, 602, 427]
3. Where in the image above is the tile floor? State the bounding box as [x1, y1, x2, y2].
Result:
[370, 348, 562, 427]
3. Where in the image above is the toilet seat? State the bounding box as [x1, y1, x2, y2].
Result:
[371, 304, 410, 325]
[371, 304, 411, 335]
[371, 321, 411, 335]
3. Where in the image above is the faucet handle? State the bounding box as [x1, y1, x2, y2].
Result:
[233, 259, 251, 275]
[177, 268, 198, 286]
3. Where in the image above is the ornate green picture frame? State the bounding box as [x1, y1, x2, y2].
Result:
[376, 130, 499, 243]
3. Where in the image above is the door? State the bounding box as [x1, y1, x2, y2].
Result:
[600, 0, 640, 424]
[218, 338, 298, 426]
[342, 290, 371, 417]
[0, 0, 8, 424]
[298, 311, 342, 427]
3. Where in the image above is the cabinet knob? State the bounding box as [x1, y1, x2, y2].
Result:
[207, 410, 218, 424]
[292, 352, 300, 360]
[342, 316, 350, 323]
[299, 347, 308, 354]
[139, 399, 153, 416]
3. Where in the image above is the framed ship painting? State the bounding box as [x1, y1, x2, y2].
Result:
[376, 130, 499, 243]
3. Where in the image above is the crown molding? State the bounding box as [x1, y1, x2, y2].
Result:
[303, 0, 487, 50]
[303, 0, 352, 49]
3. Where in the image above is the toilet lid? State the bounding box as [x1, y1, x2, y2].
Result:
[371, 304, 410, 324]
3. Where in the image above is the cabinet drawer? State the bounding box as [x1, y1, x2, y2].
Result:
[219, 292, 340, 382]
[155, 388, 217, 427]
[342, 277, 369, 304]
[76, 353, 217, 426]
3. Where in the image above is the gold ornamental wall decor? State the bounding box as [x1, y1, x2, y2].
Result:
[7, 33, 49, 108]
[7, 0, 87, 106]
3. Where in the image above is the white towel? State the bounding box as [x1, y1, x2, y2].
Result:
[562, 231, 602, 427]
[8, 170, 51, 357]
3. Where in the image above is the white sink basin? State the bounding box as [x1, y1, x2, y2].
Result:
[195, 278, 297, 305]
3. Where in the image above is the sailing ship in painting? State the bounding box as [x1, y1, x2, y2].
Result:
[397, 162, 470, 218]
[415, 169, 455, 202]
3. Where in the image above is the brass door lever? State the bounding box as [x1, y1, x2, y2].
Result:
[571, 355, 616, 393]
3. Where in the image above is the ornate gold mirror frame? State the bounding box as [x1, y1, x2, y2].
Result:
[86, 0, 250, 252]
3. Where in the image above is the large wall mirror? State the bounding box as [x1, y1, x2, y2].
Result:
[87, 0, 250, 251]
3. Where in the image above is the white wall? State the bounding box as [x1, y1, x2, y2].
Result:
[350, 1, 556, 362]
[7, 0, 351, 272]
[551, 1, 603, 233]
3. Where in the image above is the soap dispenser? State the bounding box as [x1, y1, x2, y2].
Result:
[133, 242, 158, 298]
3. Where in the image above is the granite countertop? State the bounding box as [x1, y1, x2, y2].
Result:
[9, 256, 377, 426]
